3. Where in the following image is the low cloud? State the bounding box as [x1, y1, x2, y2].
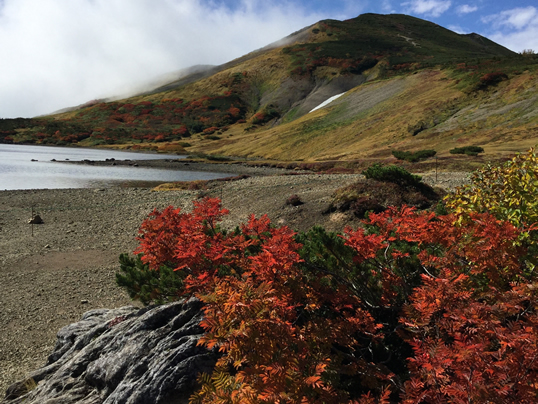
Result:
[482, 6, 538, 52]
[482, 6, 537, 29]
[401, 0, 452, 18]
[0, 0, 328, 118]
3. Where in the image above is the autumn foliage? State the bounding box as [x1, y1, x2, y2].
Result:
[118, 188, 538, 403]
[446, 147, 538, 229]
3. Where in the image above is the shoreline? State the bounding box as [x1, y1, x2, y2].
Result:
[56, 157, 294, 176]
[1, 143, 294, 191]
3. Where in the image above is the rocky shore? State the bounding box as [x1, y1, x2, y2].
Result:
[0, 161, 469, 395]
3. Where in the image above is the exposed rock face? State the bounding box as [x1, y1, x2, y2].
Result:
[2, 299, 216, 404]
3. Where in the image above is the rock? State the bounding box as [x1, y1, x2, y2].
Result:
[4, 379, 37, 400]
[28, 215, 43, 225]
[2, 299, 216, 404]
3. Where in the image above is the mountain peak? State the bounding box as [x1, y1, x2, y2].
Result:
[1, 13, 535, 165]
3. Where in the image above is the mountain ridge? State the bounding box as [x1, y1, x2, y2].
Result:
[1, 13, 536, 167]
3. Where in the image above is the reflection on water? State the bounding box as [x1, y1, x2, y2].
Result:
[0, 144, 230, 190]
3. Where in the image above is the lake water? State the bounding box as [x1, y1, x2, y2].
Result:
[0, 144, 231, 190]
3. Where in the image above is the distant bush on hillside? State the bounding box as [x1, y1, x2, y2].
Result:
[450, 146, 484, 156]
[479, 71, 508, 87]
[251, 106, 280, 125]
[392, 149, 436, 162]
[362, 163, 423, 187]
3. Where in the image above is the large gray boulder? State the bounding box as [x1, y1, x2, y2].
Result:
[3, 299, 216, 404]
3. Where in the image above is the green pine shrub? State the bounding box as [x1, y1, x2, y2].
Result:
[362, 163, 423, 187]
[116, 254, 185, 305]
[392, 149, 436, 163]
[449, 146, 484, 156]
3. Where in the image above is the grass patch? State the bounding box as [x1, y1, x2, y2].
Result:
[152, 174, 251, 191]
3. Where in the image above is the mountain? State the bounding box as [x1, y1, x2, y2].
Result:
[1, 13, 537, 167]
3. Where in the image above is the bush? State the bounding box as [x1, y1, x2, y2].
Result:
[327, 178, 440, 218]
[325, 165, 441, 218]
[446, 147, 538, 231]
[479, 71, 508, 88]
[251, 106, 280, 125]
[116, 254, 185, 305]
[450, 145, 484, 156]
[285, 194, 303, 206]
[446, 147, 538, 271]
[119, 198, 538, 403]
[203, 127, 219, 135]
[362, 163, 423, 187]
[392, 149, 436, 162]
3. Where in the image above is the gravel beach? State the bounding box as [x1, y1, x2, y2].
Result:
[0, 162, 469, 394]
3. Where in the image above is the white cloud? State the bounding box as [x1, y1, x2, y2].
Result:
[489, 28, 538, 53]
[381, 0, 397, 13]
[401, 0, 452, 18]
[448, 24, 466, 34]
[482, 6, 538, 52]
[482, 6, 537, 29]
[457, 4, 477, 14]
[0, 0, 326, 118]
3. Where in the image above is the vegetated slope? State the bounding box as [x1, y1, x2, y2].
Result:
[212, 67, 538, 162]
[1, 13, 536, 164]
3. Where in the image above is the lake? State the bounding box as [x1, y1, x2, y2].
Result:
[0, 144, 231, 190]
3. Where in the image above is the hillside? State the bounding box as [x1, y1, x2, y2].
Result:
[1, 13, 537, 167]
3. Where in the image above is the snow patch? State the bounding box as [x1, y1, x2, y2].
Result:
[309, 92, 346, 113]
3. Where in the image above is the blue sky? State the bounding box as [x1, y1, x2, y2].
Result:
[0, 0, 536, 118]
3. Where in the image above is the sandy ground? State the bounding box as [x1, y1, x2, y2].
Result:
[0, 162, 469, 395]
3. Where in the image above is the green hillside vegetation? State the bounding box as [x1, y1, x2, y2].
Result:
[1, 13, 537, 168]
